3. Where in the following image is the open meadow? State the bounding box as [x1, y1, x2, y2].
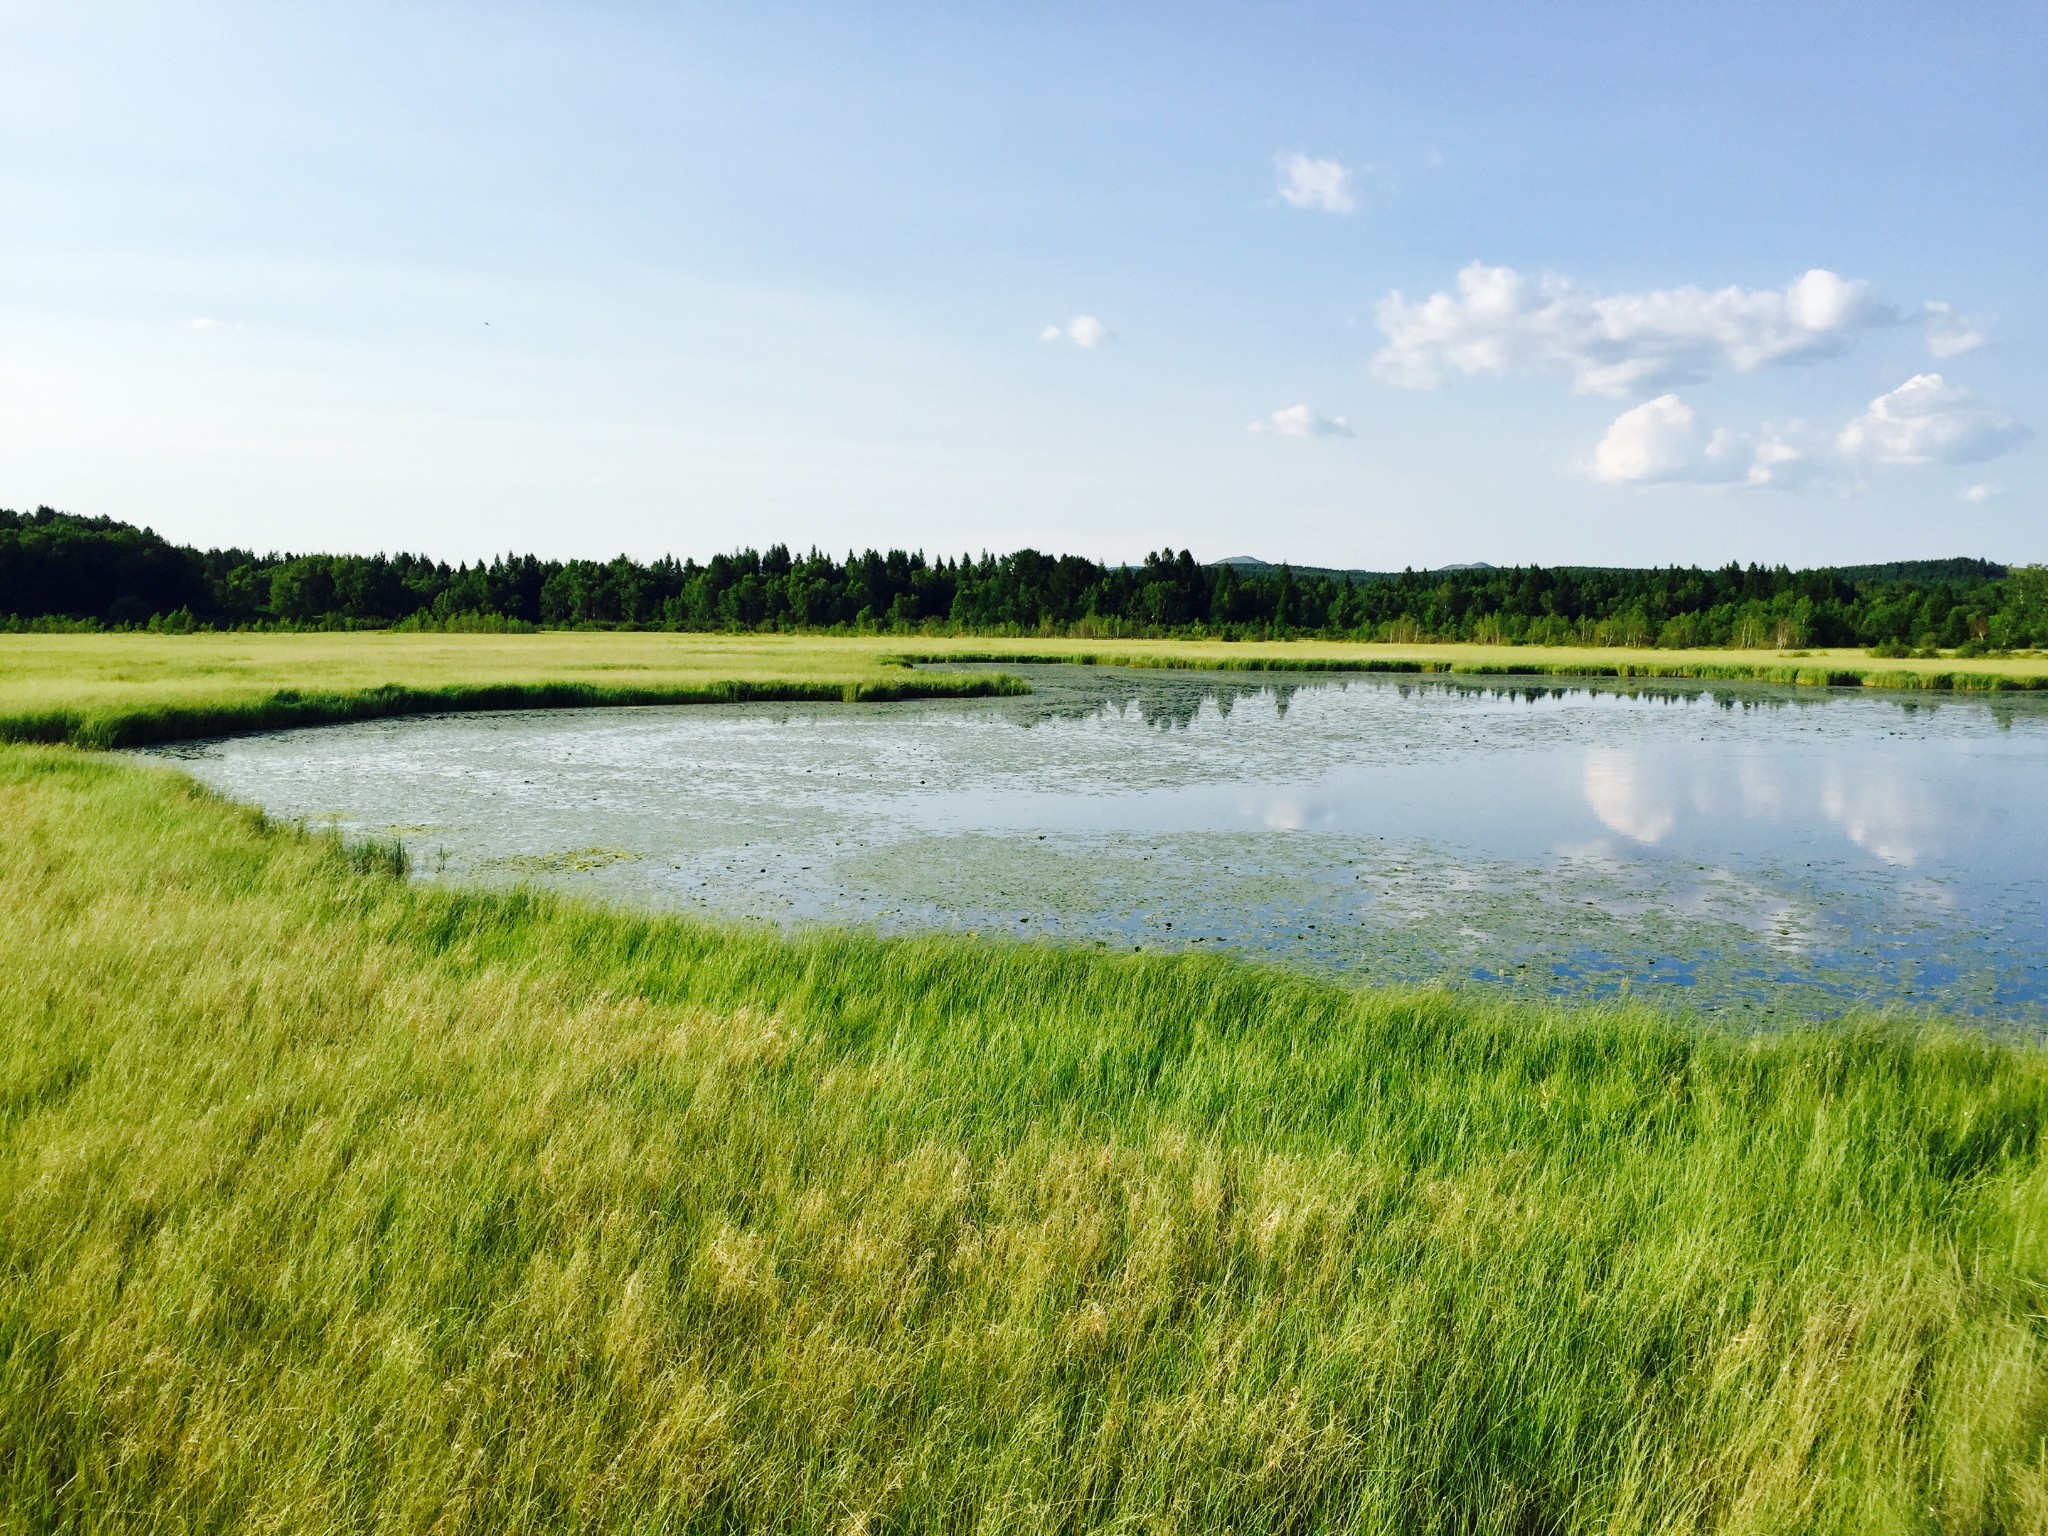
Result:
[2, 630, 2045, 748]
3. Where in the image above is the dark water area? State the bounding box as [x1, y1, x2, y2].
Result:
[148, 665, 2048, 1027]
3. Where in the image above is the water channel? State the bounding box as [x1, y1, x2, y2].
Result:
[148, 665, 2048, 1027]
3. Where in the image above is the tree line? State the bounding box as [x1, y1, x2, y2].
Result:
[4, 505, 2045, 651]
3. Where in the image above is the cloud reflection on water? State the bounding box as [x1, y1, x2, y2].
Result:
[1580, 746, 1940, 869]
[1820, 764, 1928, 866]
[1582, 750, 1677, 844]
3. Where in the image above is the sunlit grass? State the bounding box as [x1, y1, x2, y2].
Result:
[0, 633, 1029, 747]
[3, 744, 2046, 1531]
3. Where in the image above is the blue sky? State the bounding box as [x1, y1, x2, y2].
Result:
[2, 1, 2042, 566]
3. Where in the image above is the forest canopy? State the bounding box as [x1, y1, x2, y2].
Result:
[4, 505, 2044, 651]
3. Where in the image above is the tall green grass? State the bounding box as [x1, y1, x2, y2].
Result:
[3, 744, 2046, 1532]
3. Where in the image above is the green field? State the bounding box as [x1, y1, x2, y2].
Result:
[2, 631, 2046, 747]
[4, 636, 2048, 1531]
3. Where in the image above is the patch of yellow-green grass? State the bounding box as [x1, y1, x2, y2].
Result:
[4, 744, 2048, 1532]
[2, 632, 2043, 750]
[0, 632, 1027, 748]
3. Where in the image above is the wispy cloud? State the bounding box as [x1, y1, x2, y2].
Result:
[1960, 483, 2002, 503]
[1375, 264, 1896, 397]
[1922, 300, 1989, 358]
[1275, 152, 1355, 214]
[1040, 315, 1111, 348]
[1247, 404, 1353, 438]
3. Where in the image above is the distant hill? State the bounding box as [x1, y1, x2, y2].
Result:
[1216, 556, 1402, 582]
[1822, 558, 2007, 584]
[1217, 555, 2004, 586]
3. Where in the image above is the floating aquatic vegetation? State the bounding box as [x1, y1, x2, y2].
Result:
[490, 846, 641, 875]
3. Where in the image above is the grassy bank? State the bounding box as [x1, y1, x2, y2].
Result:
[3, 632, 2044, 749]
[0, 633, 1030, 748]
[3, 744, 2046, 1532]
[904, 638, 2048, 693]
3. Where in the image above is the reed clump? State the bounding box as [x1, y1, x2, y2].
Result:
[3, 745, 2047, 1532]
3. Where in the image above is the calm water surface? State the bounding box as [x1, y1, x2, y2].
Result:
[150, 666, 2048, 1025]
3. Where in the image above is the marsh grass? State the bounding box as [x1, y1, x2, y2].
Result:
[4, 744, 2047, 1532]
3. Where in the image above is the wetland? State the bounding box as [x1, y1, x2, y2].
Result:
[154, 664, 2048, 1025]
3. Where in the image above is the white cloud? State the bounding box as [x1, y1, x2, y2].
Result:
[1041, 315, 1111, 348]
[1248, 403, 1353, 438]
[1588, 395, 1713, 484]
[1584, 394, 1811, 487]
[1837, 373, 2030, 465]
[1374, 263, 1895, 397]
[189, 317, 224, 331]
[1960, 483, 2002, 503]
[1922, 301, 1989, 358]
[1275, 152, 1355, 214]
[1586, 374, 2028, 492]
[1747, 427, 1817, 488]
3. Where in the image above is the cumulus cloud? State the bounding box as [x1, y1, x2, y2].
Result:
[1040, 315, 1111, 347]
[1586, 374, 2028, 491]
[1960, 483, 2002, 503]
[1587, 396, 1713, 483]
[1922, 301, 1989, 358]
[1585, 395, 1808, 486]
[1275, 152, 1355, 214]
[1248, 404, 1353, 438]
[1374, 263, 1895, 397]
[1837, 373, 2030, 465]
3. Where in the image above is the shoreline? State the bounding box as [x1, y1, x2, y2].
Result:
[0, 671, 1030, 750]
[5, 630, 2047, 750]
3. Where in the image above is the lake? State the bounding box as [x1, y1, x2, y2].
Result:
[150, 664, 2048, 1026]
